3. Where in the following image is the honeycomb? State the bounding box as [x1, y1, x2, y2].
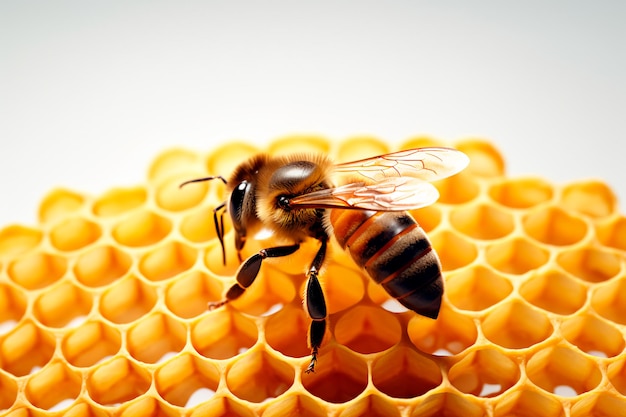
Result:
[1, 135, 625, 417]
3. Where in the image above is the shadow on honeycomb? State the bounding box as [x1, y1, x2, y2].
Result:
[1, 135, 625, 417]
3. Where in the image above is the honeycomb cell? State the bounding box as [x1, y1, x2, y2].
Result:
[61, 320, 121, 367]
[446, 266, 512, 311]
[127, 312, 187, 363]
[267, 135, 331, 156]
[520, 270, 587, 315]
[523, 206, 588, 246]
[482, 300, 553, 349]
[485, 237, 550, 275]
[92, 186, 147, 217]
[8, 251, 66, 290]
[148, 148, 204, 183]
[225, 349, 294, 403]
[24, 361, 81, 411]
[33, 282, 92, 328]
[371, 345, 442, 398]
[407, 307, 477, 355]
[112, 210, 172, 247]
[400, 135, 444, 149]
[561, 314, 624, 358]
[456, 139, 505, 178]
[0, 225, 42, 259]
[318, 263, 365, 314]
[180, 206, 230, 243]
[165, 270, 223, 319]
[191, 309, 258, 359]
[489, 177, 554, 209]
[0, 283, 27, 334]
[448, 348, 520, 397]
[334, 306, 401, 354]
[410, 205, 442, 233]
[86, 357, 152, 406]
[156, 176, 209, 212]
[335, 136, 389, 162]
[74, 244, 133, 287]
[434, 172, 480, 205]
[592, 278, 626, 325]
[430, 230, 478, 271]
[526, 346, 602, 396]
[0, 321, 55, 376]
[339, 395, 401, 417]
[262, 393, 328, 417]
[301, 346, 368, 403]
[38, 188, 85, 223]
[190, 397, 256, 417]
[607, 357, 626, 395]
[155, 353, 220, 407]
[118, 397, 177, 417]
[265, 304, 311, 358]
[450, 203, 515, 240]
[571, 392, 626, 417]
[49, 217, 102, 251]
[557, 247, 621, 283]
[139, 241, 197, 281]
[99, 275, 157, 324]
[596, 215, 626, 251]
[0, 371, 17, 410]
[561, 180, 617, 218]
[410, 392, 486, 417]
[229, 266, 297, 317]
[493, 388, 565, 417]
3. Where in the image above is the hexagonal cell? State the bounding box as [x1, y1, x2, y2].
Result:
[557, 247, 621, 283]
[127, 312, 187, 363]
[180, 206, 230, 243]
[338, 395, 402, 417]
[448, 348, 520, 397]
[407, 307, 477, 355]
[225, 348, 294, 403]
[0, 283, 27, 335]
[430, 230, 478, 271]
[156, 176, 209, 212]
[189, 396, 256, 417]
[86, 357, 152, 406]
[204, 142, 259, 180]
[0, 371, 17, 410]
[335, 136, 389, 162]
[523, 206, 588, 246]
[482, 300, 553, 349]
[229, 265, 297, 317]
[191, 309, 258, 359]
[33, 282, 92, 328]
[485, 237, 550, 275]
[597, 215, 626, 251]
[561, 314, 624, 358]
[410, 205, 442, 233]
[410, 392, 486, 417]
[571, 392, 626, 417]
[117, 397, 178, 417]
[155, 353, 220, 407]
[488, 177, 554, 209]
[261, 393, 327, 417]
[49, 217, 102, 251]
[99, 275, 157, 324]
[165, 270, 224, 319]
[38, 188, 85, 223]
[592, 278, 626, 325]
[74, 244, 133, 287]
[265, 304, 311, 358]
[61, 320, 121, 367]
[8, 251, 66, 290]
[433, 172, 480, 205]
[301, 345, 368, 404]
[139, 240, 197, 282]
[526, 345, 602, 396]
[267, 135, 331, 156]
[0, 321, 55, 376]
[371, 345, 442, 398]
[450, 203, 515, 240]
[607, 357, 626, 395]
[148, 148, 205, 183]
[0, 225, 42, 259]
[456, 139, 505, 178]
[334, 306, 401, 354]
[25, 361, 81, 411]
[112, 210, 172, 247]
[317, 263, 365, 315]
[493, 388, 565, 417]
[520, 270, 587, 315]
[92, 186, 147, 217]
[446, 265, 512, 312]
[561, 180, 617, 218]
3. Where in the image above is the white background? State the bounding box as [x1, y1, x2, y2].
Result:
[1, 1, 625, 225]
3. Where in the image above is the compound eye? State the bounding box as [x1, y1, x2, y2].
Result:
[277, 195, 291, 211]
[230, 181, 251, 233]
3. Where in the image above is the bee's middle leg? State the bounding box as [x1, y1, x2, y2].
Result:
[209, 243, 300, 309]
[304, 238, 328, 373]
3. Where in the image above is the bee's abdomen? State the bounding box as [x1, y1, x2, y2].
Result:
[330, 210, 443, 319]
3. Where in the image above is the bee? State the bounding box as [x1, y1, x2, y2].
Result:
[180, 146, 469, 373]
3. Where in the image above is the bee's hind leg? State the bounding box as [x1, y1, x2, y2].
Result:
[304, 238, 328, 373]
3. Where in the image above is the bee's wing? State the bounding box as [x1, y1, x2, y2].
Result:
[335, 147, 469, 182]
[288, 177, 439, 211]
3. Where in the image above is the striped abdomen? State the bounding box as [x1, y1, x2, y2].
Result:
[329, 210, 443, 319]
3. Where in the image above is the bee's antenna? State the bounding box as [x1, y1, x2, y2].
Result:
[179, 175, 227, 189]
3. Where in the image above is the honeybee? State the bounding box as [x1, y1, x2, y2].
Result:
[181, 146, 469, 373]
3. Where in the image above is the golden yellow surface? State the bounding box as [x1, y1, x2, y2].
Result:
[1, 135, 625, 416]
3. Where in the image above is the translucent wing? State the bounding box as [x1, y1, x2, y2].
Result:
[335, 147, 469, 182]
[288, 177, 439, 211]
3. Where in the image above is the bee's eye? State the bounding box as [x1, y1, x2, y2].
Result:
[277, 195, 291, 210]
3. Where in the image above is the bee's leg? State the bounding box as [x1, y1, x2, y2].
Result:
[209, 243, 300, 309]
[304, 238, 328, 373]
